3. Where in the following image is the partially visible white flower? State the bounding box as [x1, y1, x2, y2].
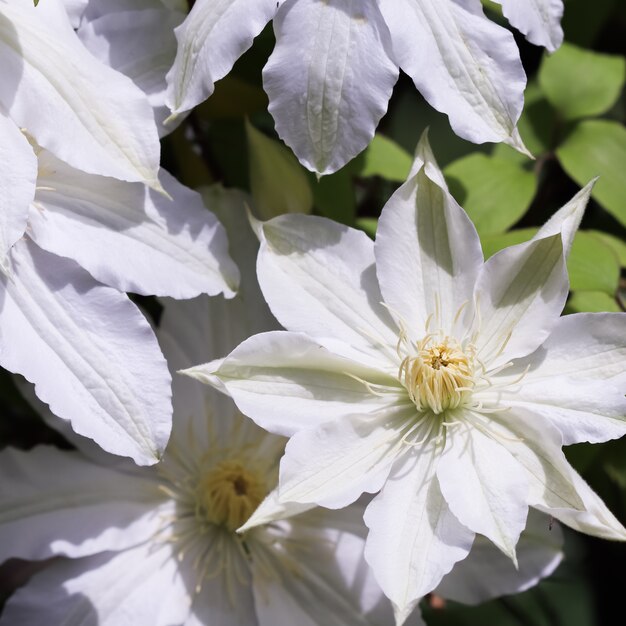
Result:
[0, 133, 238, 464]
[76, 0, 186, 136]
[0, 0, 161, 185]
[493, 0, 564, 52]
[0, 200, 386, 625]
[166, 0, 531, 175]
[187, 132, 626, 623]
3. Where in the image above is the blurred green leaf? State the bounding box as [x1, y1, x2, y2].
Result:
[516, 81, 557, 156]
[355, 217, 378, 239]
[481, 228, 537, 259]
[568, 231, 620, 293]
[246, 119, 313, 219]
[557, 120, 626, 227]
[444, 154, 537, 236]
[566, 291, 620, 313]
[539, 43, 625, 121]
[312, 169, 356, 226]
[197, 77, 268, 120]
[589, 230, 626, 266]
[356, 134, 412, 182]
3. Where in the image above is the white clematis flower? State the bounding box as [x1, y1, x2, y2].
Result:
[187, 132, 626, 624]
[0, 0, 161, 185]
[165, 0, 536, 175]
[0, 199, 387, 625]
[0, 132, 238, 465]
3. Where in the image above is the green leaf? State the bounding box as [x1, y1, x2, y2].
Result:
[355, 217, 378, 239]
[568, 231, 620, 294]
[312, 169, 356, 226]
[482, 229, 620, 294]
[557, 120, 626, 227]
[356, 134, 412, 182]
[539, 43, 625, 121]
[245, 119, 313, 220]
[444, 154, 536, 236]
[197, 77, 267, 120]
[566, 291, 620, 313]
[516, 81, 556, 157]
[589, 230, 626, 267]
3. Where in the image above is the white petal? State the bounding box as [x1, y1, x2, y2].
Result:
[380, 0, 526, 149]
[1, 543, 191, 626]
[364, 449, 474, 625]
[496, 378, 626, 445]
[60, 0, 88, 27]
[0, 0, 161, 184]
[277, 408, 413, 509]
[436, 509, 563, 604]
[239, 487, 316, 533]
[166, 0, 277, 114]
[77, 7, 185, 137]
[0, 239, 172, 465]
[184, 331, 403, 437]
[0, 445, 165, 562]
[0, 116, 36, 264]
[256, 213, 399, 369]
[31, 153, 239, 299]
[264, 0, 398, 174]
[375, 131, 483, 338]
[437, 417, 528, 560]
[494, 0, 564, 51]
[512, 312, 626, 385]
[489, 409, 626, 541]
[473, 233, 568, 367]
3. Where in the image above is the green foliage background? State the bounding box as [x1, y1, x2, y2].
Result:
[2, 0, 626, 622]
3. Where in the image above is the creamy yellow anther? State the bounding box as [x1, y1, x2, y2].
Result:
[197, 460, 266, 532]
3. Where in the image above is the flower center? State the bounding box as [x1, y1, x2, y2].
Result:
[197, 460, 267, 532]
[399, 336, 475, 414]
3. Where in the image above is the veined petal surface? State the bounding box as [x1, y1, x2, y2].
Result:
[0, 115, 36, 264]
[379, 0, 526, 149]
[31, 152, 239, 299]
[166, 0, 277, 114]
[256, 213, 399, 369]
[0, 0, 161, 184]
[375, 132, 483, 338]
[264, 0, 398, 174]
[494, 0, 564, 52]
[0, 445, 165, 562]
[0, 239, 172, 464]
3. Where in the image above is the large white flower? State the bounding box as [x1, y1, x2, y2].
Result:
[0, 196, 565, 624]
[0, 0, 162, 185]
[165, 0, 549, 174]
[0, 133, 238, 465]
[187, 133, 626, 623]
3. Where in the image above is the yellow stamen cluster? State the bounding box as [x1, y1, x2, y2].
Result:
[197, 460, 266, 532]
[399, 335, 475, 414]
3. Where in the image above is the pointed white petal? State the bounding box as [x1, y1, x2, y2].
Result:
[489, 409, 626, 541]
[379, 0, 526, 148]
[0, 445, 165, 562]
[78, 7, 185, 137]
[0, 239, 172, 464]
[533, 180, 595, 257]
[364, 449, 474, 625]
[1, 543, 192, 626]
[278, 408, 412, 509]
[375, 131, 483, 338]
[60, 0, 88, 27]
[437, 417, 528, 560]
[239, 487, 316, 533]
[473, 233, 568, 367]
[264, 0, 398, 174]
[0, 116, 36, 263]
[256, 213, 399, 369]
[184, 331, 403, 436]
[437, 509, 563, 604]
[510, 312, 626, 385]
[166, 0, 277, 114]
[0, 0, 161, 184]
[494, 0, 564, 52]
[494, 378, 626, 445]
[31, 153, 239, 299]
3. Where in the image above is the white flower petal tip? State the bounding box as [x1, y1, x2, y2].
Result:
[505, 128, 534, 159]
[245, 204, 265, 241]
[393, 601, 420, 626]
[237, 489, 314, 534]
